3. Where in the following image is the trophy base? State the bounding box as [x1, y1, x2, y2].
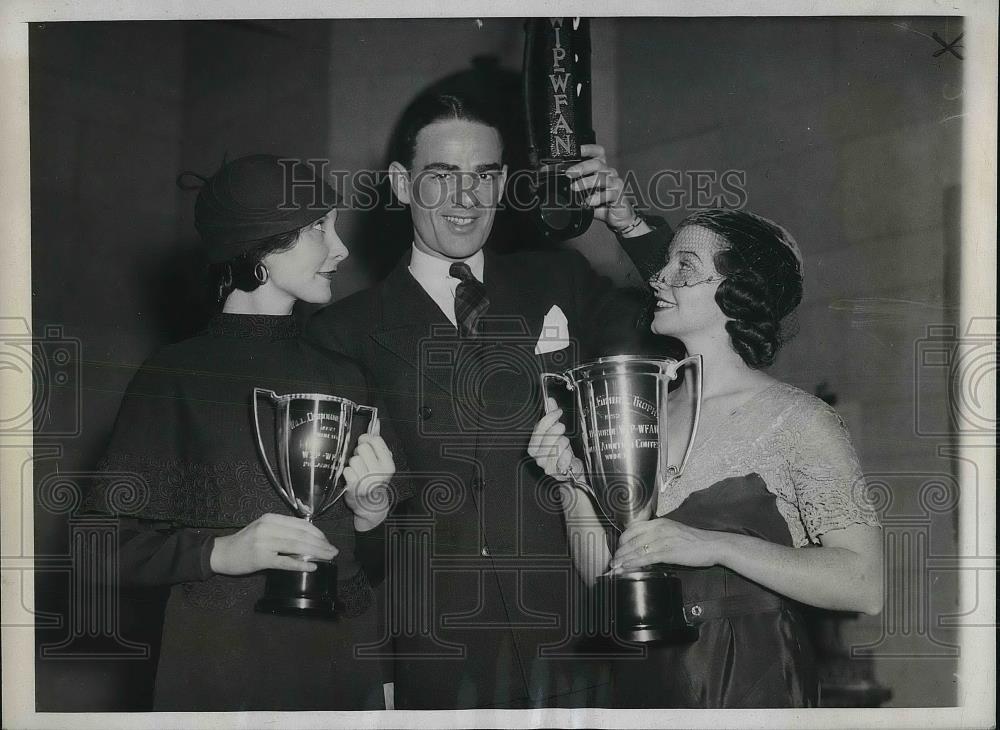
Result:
[254, 561, 339, 620]
[254, 595, 338, 618]
[596, 566, 699, 645]
[619, 624, 700, 644]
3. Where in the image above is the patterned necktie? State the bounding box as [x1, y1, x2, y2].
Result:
[449, 261, 489, 337]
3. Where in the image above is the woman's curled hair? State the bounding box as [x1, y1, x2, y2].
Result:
[680, 209, 803, 369]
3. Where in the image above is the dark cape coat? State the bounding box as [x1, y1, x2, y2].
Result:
[84, 313, 397, 710]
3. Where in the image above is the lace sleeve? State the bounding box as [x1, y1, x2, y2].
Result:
[790, 403, 881, 543]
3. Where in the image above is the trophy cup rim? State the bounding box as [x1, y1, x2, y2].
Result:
[268, 391, 361, 408]
[562, 354, 680, 380]
[253, 390, 372, 519]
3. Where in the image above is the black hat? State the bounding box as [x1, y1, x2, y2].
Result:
[179, 154, 338, 263]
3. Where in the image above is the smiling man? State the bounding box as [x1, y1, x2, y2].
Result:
[395, 116, 506, 260]
[306, 92, 672, 709]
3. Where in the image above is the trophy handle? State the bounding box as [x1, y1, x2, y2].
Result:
[316, 403, 380, 519]
[540, 371, 574, 411]
[356, 405, 380, 435]
[662, 355, 704, 479]
[252, 387, 298, 513]
[540, 372, 603, 505]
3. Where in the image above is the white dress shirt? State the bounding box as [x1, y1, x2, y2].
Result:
[407, 244, 485, 327]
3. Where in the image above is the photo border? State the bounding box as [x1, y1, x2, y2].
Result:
[1, 1, 995, 728]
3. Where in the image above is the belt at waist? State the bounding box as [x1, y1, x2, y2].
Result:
[682, 591, 786, 625]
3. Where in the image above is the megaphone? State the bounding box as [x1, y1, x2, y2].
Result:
[523, 17, 595, 241]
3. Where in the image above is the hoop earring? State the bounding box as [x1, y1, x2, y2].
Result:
[253, 263, 269, 285]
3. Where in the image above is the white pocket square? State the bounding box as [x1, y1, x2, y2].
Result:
[535, 305, 570, 355]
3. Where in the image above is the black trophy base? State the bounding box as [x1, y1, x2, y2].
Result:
[254, 561, 338, 619]
[597, 566, 699, 644]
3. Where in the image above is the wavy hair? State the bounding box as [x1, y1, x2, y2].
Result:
[678, 209, 803, 369]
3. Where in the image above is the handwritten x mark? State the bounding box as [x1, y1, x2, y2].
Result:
[932, 32, 964, 60]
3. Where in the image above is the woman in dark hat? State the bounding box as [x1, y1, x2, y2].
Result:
[86, 154, 400, 710]
[528, 208, 883, 708]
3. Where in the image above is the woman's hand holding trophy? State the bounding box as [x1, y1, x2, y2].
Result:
[210, 420, 395, 577]
[611, 518, 725, 572]
[210, 513, 339, 576]
[343, 428, 396, 532]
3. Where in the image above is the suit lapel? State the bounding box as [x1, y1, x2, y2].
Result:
[370, 255, 456, 396]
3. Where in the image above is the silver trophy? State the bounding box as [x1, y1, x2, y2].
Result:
[252, 388, 377, 618]
[541, 354, 703, 642]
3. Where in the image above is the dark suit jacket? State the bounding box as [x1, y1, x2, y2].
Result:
[305, 227, 671, 709]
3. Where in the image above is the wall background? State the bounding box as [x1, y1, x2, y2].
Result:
[29, 17, 962, 709]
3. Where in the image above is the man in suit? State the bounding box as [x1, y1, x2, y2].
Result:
[306, 92, 671, 709]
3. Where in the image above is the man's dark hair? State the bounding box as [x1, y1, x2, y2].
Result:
[393, 92, 505, 169]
